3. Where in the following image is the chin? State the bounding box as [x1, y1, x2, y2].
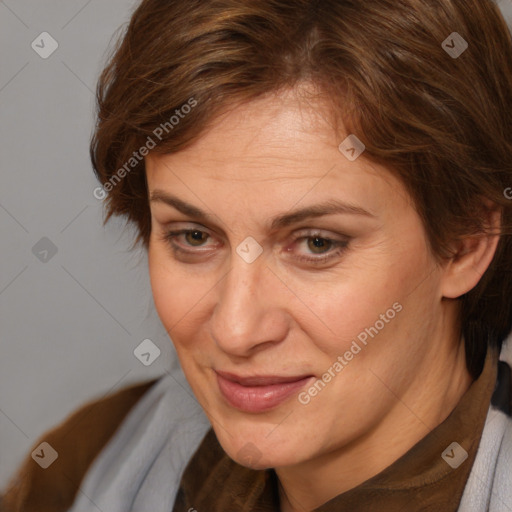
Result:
[232, 447, 296, 470]
[216, 426, 303, 470]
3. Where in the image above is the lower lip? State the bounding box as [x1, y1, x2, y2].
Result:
[216, 374, 313, 413]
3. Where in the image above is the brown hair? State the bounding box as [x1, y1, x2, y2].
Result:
[91, 0, 512, 378]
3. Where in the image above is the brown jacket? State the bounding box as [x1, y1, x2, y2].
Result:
[1, 379, 158, 512]
[2, 354, 511, 511]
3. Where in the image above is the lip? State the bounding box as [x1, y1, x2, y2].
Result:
[216, 371, 314, 413]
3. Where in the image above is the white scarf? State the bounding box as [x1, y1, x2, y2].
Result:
[67, 370, 209, 512]
[68, 353, 512, 512]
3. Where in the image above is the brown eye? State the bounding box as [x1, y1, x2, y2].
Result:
[290, 231, 350, 266]
[307, 237, 333, 254]
[185, 230, 208, 246]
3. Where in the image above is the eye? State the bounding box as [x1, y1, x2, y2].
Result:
[181, 229, 209, 247]
[161, 228, 219, 257]
[290, 231, 350, 265]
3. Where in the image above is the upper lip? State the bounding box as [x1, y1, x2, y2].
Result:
[215, 370, 313, 386]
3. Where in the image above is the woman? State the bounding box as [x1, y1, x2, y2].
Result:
[2, 0, 512, 510]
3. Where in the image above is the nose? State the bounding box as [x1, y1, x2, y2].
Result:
[209, 253, 289, 357]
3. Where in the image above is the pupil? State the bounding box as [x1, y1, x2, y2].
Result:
[309, 237, 330, 253]
[187, 231, 205, 245]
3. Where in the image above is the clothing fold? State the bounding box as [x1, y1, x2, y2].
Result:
[66, 347, 511, 512]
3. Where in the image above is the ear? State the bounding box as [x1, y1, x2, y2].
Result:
[441, 205, 502, 299]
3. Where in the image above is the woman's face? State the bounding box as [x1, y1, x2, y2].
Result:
[146, 87, 446, 470]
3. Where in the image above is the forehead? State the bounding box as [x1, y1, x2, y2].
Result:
[173, 88, 339, 174]
[145, 86, 410, 220]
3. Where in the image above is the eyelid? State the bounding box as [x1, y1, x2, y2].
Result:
[163, 225, 347, 246]
[292, 227, 350, 240]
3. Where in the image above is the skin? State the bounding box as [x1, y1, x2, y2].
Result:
[146, 85, 500, 512]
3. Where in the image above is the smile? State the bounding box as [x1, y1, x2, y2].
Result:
[215, 371, 314, 413]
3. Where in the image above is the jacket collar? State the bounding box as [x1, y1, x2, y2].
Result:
[175, 346, 500, 511]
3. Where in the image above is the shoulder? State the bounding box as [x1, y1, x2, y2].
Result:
[1, 378, 159, 512]
[461, 356, 512, 511]
[491, 412, 512, 509]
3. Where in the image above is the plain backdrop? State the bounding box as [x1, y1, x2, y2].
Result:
[1, 0, 512, 492]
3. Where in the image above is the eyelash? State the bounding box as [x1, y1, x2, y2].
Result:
[161, 229, 349, 265]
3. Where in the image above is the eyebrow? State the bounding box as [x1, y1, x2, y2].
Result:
[149, 189, 375, 230]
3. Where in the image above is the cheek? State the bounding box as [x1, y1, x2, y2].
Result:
[306, 243, 435, 357]
[148, 242, 207, 337]
[291, 258, 421, 349]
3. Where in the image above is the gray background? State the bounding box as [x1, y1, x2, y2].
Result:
[1, 0, 512, 493]
[0, 0, 182, 491]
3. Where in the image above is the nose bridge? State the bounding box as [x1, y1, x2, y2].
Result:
[210, 252, 284, 355]
[216, 256, 263, 333]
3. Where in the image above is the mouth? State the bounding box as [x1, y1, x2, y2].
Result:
[215, 370, 314, 413]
